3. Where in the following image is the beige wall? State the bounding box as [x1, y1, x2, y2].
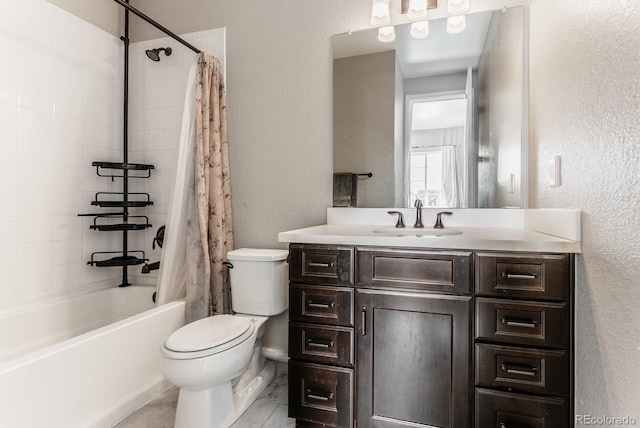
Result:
[334, 51, 396, 208]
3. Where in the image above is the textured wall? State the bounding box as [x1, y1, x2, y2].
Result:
[529, 0, 640, 419]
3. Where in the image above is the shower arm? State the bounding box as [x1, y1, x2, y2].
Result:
[111, 0, 201, 54]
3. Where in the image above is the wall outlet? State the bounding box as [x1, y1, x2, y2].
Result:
[549, 155, 561, 187]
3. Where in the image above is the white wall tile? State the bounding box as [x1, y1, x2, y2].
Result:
[15, 217, 53, 244]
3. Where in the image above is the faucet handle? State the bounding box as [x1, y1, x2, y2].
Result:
[387, 211, 405, 228]
[434, 211, 453, 229]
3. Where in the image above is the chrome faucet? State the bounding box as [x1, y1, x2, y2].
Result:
[414, 199, 424, 228]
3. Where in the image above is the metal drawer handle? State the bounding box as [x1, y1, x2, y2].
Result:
[500, 363, 538, 376]
[307, 301, 335, 309]
[305, 389, 334, 401]
[502, 272, 537, 280]
[307, 339, 334, 348]
[501, 317, 538, 329]
[307, 261, 335, 268]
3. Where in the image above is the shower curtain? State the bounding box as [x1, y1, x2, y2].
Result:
[157, 53, 233, 324]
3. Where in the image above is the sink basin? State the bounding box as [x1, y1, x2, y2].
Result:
[373, 227, 462, 236]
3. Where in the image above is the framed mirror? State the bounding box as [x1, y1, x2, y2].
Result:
[332, 6, 528, 208]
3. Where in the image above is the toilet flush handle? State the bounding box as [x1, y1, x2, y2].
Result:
[222, 261, 233, 269]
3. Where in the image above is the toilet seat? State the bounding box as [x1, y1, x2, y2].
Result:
[162, 315, 255, 360]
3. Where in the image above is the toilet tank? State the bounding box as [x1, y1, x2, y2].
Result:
[226, 248, 289, 316]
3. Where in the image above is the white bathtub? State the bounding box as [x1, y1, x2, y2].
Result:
[0, 285, 185, 428]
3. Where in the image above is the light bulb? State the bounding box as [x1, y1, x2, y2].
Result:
[406, 0, 428, 21]
[378, 26, 396, 43]
[446, 15, 466, 34]
[410, 21, 429, 39]
[371, 0, 391, 26]
[447, 0, 470, 15]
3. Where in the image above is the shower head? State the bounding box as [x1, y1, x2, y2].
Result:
[145, 47, 172, 62]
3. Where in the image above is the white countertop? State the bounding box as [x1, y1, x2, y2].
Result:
[278, 224, 582, 253]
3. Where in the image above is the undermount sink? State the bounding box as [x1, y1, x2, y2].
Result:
[373, 227, 462, 236]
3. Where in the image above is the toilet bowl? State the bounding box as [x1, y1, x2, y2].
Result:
[160, 248, 288, 428]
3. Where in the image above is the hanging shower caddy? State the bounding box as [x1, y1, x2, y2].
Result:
[79, 161, 155, 287]
[79, 0, 202, 287]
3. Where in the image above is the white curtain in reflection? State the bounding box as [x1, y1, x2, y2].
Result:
[442, 145, 460, 207]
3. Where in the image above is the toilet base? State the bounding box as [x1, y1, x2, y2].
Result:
[174, 361, 276, 428]
[231, 361, 276, 424]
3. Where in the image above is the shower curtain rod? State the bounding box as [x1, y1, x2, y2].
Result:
[111, 0, 201, 54]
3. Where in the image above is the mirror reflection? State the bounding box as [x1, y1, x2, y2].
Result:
[332, 7, 527, 208]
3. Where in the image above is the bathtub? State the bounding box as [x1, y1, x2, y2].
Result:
[0, 285, 185, 428]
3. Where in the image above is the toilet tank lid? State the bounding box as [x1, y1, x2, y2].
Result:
[226, 248, 288, 261]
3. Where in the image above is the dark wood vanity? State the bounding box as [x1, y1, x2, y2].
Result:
[287, 243, 574, 428]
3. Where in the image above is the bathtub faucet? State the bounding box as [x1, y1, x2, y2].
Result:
[141, 261, 160, 274]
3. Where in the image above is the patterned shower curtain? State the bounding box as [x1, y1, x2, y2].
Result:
[184, 52, 233, 324]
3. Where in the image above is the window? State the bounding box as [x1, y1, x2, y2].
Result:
[409, 147, 443, 207]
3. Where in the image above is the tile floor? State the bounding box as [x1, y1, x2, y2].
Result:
[113, 361, 295, 428]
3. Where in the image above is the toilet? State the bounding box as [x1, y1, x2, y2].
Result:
[161, 248, 289, 428]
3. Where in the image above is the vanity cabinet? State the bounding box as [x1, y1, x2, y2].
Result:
[287, 244, 574, 428]
[355, 248, 472, 428]
[288, 244, 355, 428]
[474, 252, 573, 427]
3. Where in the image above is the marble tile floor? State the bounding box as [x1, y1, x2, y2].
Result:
[113, 361, 295, 428]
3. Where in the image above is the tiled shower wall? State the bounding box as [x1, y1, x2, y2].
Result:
[0, 0, 123, 308]
[0, 0, 225, 309]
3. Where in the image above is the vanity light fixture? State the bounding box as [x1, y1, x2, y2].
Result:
[378, 26, 396, 43]
[370, 0, 440, 41]
[405, 0, 428, 21]
[447, 0, 470, 15]
[410, 21, 429, 39]
[446, 15, 466, 34]
[371, 0, 391, 26]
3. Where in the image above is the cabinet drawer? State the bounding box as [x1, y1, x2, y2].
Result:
[476, 298, 568, 348]
[290, 284, 354, 327]
[476, 252, 569, 301]
[475, 344, 568, 397]
[289, 244, 354, 286]
[357, 248, 472, 294]
[290, 322, 354, 366]
[476, 388, 566, 428]
[289, 361, 353, 428]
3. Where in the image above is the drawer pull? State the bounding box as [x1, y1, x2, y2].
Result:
[307, 261, 335, 268]
[501, 272, 537, 280]
[307, 301, 335, 309]
[307, 339, 334, 348]
[500, 363, 538, 377]
[501, 317, 538, 329]
[305, 389, 334, 401]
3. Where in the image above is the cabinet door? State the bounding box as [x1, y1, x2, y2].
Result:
[356, 289, 472, 428]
